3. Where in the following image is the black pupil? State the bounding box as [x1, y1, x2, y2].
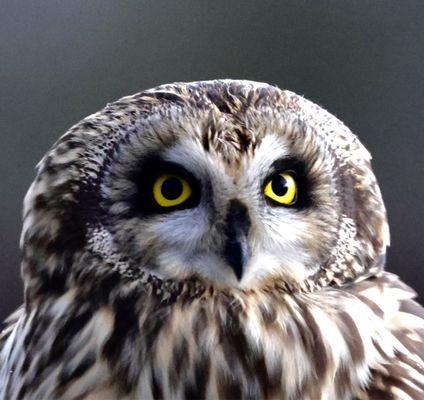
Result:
[271, 174, 289, 196]
[161, 177, 183, 200]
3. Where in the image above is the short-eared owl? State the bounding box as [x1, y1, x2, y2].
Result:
[1, 80, 423, 399]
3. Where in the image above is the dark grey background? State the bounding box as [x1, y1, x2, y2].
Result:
[1, 1, 423, 322]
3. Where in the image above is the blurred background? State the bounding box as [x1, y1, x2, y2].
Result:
[1, 1, 423, 321]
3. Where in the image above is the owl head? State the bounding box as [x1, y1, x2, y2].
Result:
[21, 80, 389, 300]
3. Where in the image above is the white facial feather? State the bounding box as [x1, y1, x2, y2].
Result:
[116, 129, 334, 287]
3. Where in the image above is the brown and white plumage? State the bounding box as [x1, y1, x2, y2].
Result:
[0, 80, 423, 399]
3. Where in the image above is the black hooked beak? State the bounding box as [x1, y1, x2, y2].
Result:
[223, 199, 251, 281]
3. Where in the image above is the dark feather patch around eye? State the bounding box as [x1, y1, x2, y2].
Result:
[128, 156, 201, 216]
[263, 157, 313, 209]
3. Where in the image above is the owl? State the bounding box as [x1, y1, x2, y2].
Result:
[0, 80, 423, 400]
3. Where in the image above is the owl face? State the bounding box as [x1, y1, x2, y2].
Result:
[103, 106, 339, 288]
[21, 80, 388, 298]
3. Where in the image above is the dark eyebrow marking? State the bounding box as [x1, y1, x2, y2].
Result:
[267, 157, 306, 178]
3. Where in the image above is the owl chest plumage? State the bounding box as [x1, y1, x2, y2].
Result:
[2, 272, 422, 400]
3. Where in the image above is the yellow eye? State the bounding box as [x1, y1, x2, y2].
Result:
[264, 172, 297, 205]
[153, 174, 192, 207]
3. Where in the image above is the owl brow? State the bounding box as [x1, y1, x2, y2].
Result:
[134, 155, 196, 182]
[265, 157, 307, 180]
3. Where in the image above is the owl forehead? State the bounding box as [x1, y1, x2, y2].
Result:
[132, 105, 308, 183]
[169, 133, 290, 179]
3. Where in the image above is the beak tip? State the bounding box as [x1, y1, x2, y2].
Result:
[224, 240, 248, 281]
